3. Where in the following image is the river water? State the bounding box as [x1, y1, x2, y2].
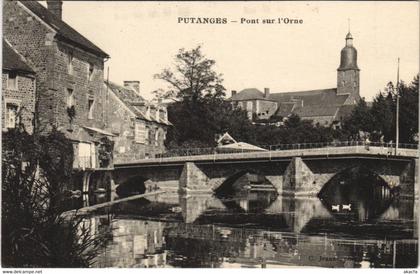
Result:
[70, 180, 418, 268]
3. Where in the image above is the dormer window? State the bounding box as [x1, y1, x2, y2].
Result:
[145, 106, 150, 119]
[155, 107, 160, 122]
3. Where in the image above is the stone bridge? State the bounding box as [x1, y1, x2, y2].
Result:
[111, 146, 418, 198]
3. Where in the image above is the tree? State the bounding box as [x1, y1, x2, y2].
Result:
[369, 91, 394, 141]
[2, 125, 104, 267]
[154, 46, 225, 102]
[342, 98, 374, 139]
[342, 74, 419, 143]
[156, 46, 256, 148]
[398, 75, 419, 143]
[165, 99, 256, 148]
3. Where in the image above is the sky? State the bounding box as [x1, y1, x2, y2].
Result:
[51, 1, 418, 100]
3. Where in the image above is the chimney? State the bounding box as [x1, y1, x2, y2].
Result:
[47, 0, 63, 20]
[124, 81, 140, 95]
[264, 87, 270, 98]
[231, 90, 237, 97]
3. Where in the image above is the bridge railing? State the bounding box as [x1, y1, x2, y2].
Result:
[156, 141, 418, 158]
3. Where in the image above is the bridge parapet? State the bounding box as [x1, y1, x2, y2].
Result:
[158, 142, 418, 158]
[116, 146, 417, 168]
[112, 146, 418, 198]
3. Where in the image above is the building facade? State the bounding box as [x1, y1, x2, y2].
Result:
[104, 80, 171, 164]
[2, 40, 36, 134]
[230, 32, 361, 127]
[3, 0, 113, 169]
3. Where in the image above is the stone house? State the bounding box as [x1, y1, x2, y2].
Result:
[3, 0, 114, 170]
[230, 32, 361, 128]
[104, 80, 171, 164]
[2, 40, 36, 134]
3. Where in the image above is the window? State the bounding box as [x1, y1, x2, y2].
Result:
[164, 110, 168, 122]
[134, 122, 147, 144]
[88, 98, 94, 119]
[67, 51, 74, 75]
[155, 130, 159, 146]
[66, 88, 74, 107]
[145, 106, 151, 119]
[155, 107, 160, 122]
[148, 129, 153, 145]
[88, 62, 94, 81]
[5, 103, 19, 129]
[77, 142, 95, 169]
[246, 101, 253, 111]
[7, 72, 18, 90]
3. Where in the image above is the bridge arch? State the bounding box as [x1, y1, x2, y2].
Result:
[318, 165, 394, 220]
[215, 169, 277, 196]
[115, 175, 149, 197]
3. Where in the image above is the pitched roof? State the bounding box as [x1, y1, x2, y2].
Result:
[232, 86, 357, 120]
[105, 81, 171, 126]
[275, 103, 295, 118]
[293, 105, 339, 117]
[268, 88, 348, 106]
[217, 132, 237, 145]
[3, 40, 35, 74]
[20, 1, 109, 58]
[231, 88, 265, 101]
[335, 104, 356, 120]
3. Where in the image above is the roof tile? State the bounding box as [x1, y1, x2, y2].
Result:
[20, 1, 109, 58]
[3, 40, 35, 74]
[104, 81, 172, 126]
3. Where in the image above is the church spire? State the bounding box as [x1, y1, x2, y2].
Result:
[346, 18, 352, 46]
[338, 31, 359, 71]
[337, 29, 360, 102]
[345, 32, 353, 47]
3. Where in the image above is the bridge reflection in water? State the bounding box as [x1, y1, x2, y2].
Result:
[78, 171, 418, 268]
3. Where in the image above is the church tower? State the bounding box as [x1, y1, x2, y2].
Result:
[337, 32, 360, 104]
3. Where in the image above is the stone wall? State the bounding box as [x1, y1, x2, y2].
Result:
[3, 1, 54, 129]
[113, 156, 417, 198]
[51, 42, 105, 132]
[3, 1, 106, 136]
[2, 71, 36, 134]
[337, 69, 360, 105]
[105, 89, 168, 164]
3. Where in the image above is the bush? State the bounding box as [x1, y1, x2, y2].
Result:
[2, 127, 104, 267]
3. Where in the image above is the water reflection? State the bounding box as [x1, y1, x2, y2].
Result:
[318, 166, 395, 221]
[91, 216, 417, 268]
[82, 188, 417, 268]
[72, 166, 417, 268]
[94, 218, 169, 267]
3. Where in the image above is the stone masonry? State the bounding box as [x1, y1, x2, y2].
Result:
[2, 70, 36, 134]
[3, 1, 108, 136]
